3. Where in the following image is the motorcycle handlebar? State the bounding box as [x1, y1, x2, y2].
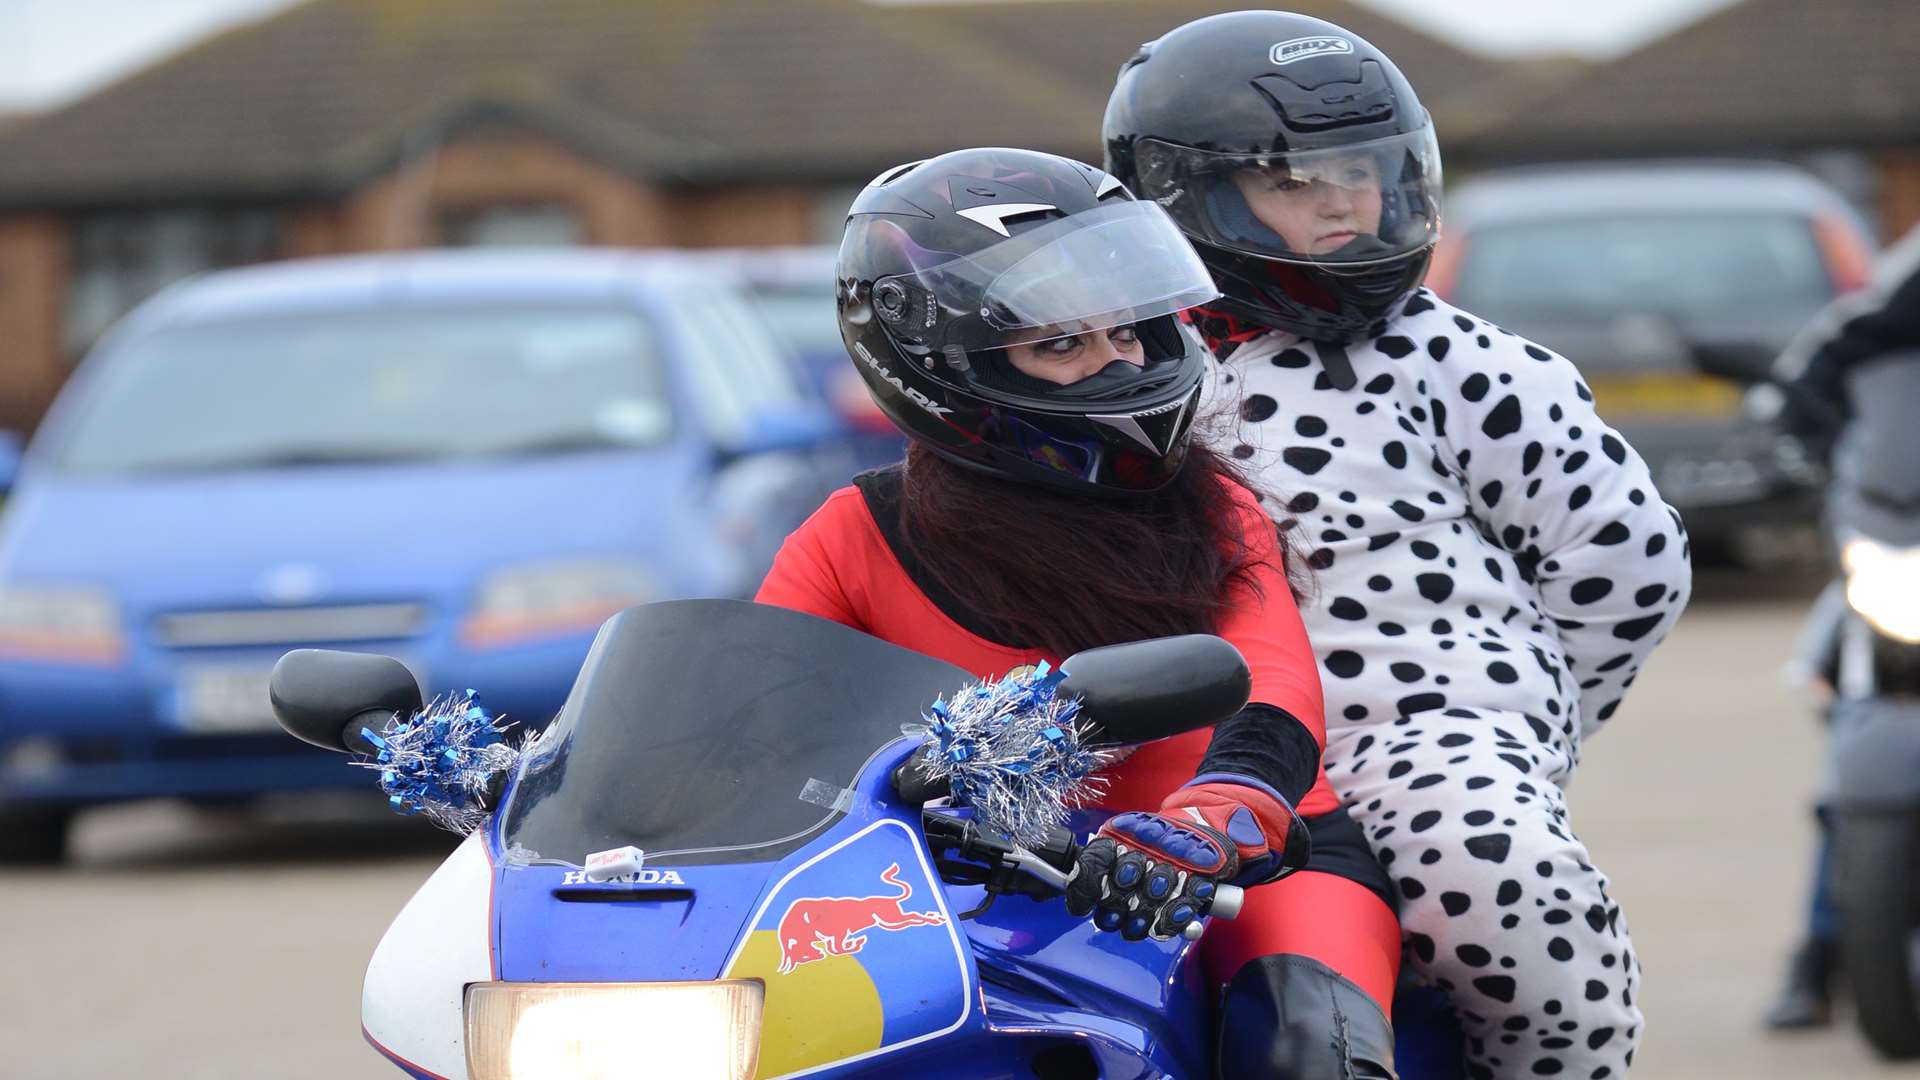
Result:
[922, 811, 1238, 938]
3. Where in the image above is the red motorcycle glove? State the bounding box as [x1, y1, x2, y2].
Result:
[1066, 774, 1309, 941]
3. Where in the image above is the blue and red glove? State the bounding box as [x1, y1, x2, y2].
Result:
[1066, 774, 1309, 941]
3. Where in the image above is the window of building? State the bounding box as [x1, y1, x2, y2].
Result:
[438, 203, 583, 247]
[812, 184, 866, 242]
[63, 207, 278, 357]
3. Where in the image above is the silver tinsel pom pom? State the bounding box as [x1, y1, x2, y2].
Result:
[909, 661, 1114, 847]
[353, 690, 521, 834]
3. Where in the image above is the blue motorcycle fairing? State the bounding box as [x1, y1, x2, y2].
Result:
[960, 806, 1209, 1069]
[477, 738, 1210, 1078]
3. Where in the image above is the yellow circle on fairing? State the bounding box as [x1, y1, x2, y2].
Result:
[726, 929, 884, 1078]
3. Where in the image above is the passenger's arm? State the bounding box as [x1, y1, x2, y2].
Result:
[1432, 324, 1693, 740]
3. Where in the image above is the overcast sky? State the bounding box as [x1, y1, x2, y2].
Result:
[0, 0, 1743, 112]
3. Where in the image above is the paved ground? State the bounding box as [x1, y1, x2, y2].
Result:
[2, 576, 1918, 1078]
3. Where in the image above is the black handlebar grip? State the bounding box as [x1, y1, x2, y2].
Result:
[891, 747, 952, 806]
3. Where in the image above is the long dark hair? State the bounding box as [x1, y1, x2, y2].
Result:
[896, 439, 1300, 657]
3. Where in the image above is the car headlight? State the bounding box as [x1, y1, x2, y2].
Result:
[464, 980, 762, 1080]
[460, 560, 656, 649]
[0, 583, 125, 664]
[1843, 539, 1920, 644]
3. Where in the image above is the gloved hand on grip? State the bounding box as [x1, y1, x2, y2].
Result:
[1065, 775, 1308, 941]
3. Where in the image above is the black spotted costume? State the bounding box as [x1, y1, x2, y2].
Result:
[1200, 288, 1692, 1079]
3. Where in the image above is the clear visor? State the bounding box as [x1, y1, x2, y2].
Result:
[877, 200, 1219, 351]
[1135, 126, 1443, 267]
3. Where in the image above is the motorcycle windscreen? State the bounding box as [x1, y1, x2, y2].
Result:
[1837, 357, 1920, 547]
[498, 599, 970, 867]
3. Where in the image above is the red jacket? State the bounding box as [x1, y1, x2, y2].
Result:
[755, 478, 1341, 817]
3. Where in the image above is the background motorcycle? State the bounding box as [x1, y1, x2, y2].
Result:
[1789, 355, 1920, 1057]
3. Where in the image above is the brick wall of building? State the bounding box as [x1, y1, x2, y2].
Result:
[1877, 149, 1920, 240]
[0, 127, 837, 430]
[336, 128, 677, 250]
[0, 214, 68, 433]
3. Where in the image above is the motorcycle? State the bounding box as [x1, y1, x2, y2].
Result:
[271, 598, 1462, 1078]
[1795, 355, 1920, 1057]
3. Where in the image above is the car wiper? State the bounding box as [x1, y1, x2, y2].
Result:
[116, 446, 448, 473]
[474, 433, 646, 458]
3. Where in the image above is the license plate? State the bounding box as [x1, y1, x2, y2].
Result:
[1587, 374, 1742, 420]
[180, 658, 430, 734]
[1657, 457, 1767, 507]
[180, 667, 279, 732]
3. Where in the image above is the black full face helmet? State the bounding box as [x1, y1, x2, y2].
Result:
[1104, 11, 1443, 343]
[836, 147, 1220, 496]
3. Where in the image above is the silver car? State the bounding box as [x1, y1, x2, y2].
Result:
[1429, 160, 1876, 563]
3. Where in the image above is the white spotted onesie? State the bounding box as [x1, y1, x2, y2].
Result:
[1205, 288, 1693, 1079]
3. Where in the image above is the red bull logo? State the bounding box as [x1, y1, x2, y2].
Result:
[774, 862, 948, 974]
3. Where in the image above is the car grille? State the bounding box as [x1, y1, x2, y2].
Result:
[152, 603, 428, 648]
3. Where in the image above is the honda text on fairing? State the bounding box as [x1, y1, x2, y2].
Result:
[0, 250, 840, 863]
[271, 599, 1467, 1079]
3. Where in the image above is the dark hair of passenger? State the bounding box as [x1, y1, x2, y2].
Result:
[894, 436, 1303, 658]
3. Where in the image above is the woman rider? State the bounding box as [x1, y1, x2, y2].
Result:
[756, 147, 1400, 1077]
[1103, 12, 1694, 1078]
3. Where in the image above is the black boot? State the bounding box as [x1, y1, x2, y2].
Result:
[1217, 954, 1397, 1079]
[1763, 939, 1838, 1030]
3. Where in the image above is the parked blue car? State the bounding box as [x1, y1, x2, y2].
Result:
[0, 249, 839, 861]
[679, 245, 907, 476]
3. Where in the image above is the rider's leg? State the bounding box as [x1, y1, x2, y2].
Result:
[1333, 708, 1640, 1080]
[1202, 808, 1402, 1079]
[1217, 953, 1398, 1080]
[1765, 828, 1840, 1029]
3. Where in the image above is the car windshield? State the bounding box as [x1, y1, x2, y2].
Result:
[500, 600, 968, 867]
[746, 286, 842, 366]
[54, 308, 672, 475]
[1452, 212, 1833, 327]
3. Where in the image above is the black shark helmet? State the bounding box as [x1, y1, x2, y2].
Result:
[1105, 11, 1443, 342]
[836, 147, 1218, 495]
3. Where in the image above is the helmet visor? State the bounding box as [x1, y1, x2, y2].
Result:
[1134, 126, 1443, 267]
[874, 200, 1218, 353]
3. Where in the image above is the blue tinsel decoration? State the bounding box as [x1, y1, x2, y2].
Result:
[353, 690, 521, 834]
[909, 661, 1113, 847]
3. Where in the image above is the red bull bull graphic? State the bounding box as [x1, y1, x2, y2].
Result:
[775, 863, 948, 974]
[723, 819, 973, 1078]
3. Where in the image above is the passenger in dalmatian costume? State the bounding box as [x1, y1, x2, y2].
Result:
[1105, 12, 1693, 1079]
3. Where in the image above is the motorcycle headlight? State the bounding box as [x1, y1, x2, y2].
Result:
[1843, 539, 1920, 644]
[464, 981, 763, 1080]
[459, 560, 656, 650]
[0, 583, 125, 664]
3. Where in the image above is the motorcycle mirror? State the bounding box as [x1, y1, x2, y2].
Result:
[1690, 341, 1777, 385]
[270, 649, 424, 755]
[1057, 635, 1251, 747]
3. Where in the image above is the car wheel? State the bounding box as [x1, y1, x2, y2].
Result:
[0, 804, 73, 865]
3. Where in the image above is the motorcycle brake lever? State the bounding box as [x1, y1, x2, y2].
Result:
[1005, 847, 1074, 891]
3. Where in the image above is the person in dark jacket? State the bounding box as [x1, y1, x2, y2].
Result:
[1763, 222, 1920, 1030]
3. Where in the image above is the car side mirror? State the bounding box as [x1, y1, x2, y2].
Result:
[1690, 342, 1777, 385]
[725, 404, 838, 460]
[0, 430, 23, 496]
[1057, 634, 1252, 747]
[270, 649, 424, 754]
